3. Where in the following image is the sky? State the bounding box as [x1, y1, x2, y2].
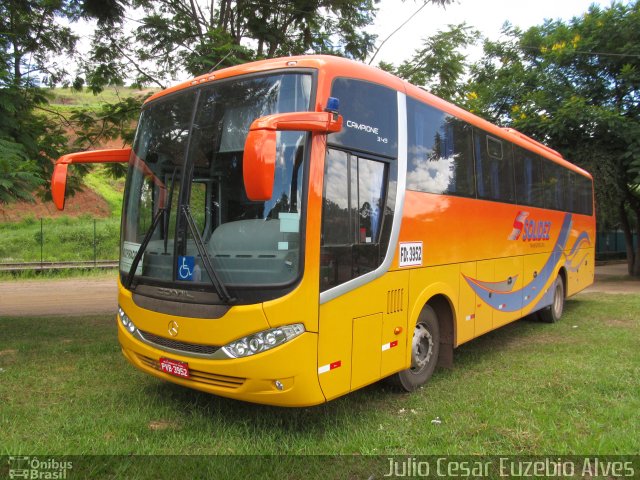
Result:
[368, 0, 627, 66]
[62, 0, 629, 86]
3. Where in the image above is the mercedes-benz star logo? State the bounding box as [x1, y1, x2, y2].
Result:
[168, 320, 179, 337]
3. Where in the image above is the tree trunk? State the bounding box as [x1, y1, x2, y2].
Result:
[619, 201, 636, 276]
[633, 205, 640, 276]
[13, 51, 22, 83]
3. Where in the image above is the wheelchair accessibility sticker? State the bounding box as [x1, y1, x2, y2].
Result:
[178, 256, 195, 281]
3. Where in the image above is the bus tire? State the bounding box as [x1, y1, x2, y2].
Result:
[391, 305, 440, 392]
[538, 276, 564, 323]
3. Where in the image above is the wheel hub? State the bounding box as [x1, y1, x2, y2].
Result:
[411, 323, 433, 371]
[553, 284, 563, 317]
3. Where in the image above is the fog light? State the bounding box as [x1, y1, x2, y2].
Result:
[274, 380, 284, 391]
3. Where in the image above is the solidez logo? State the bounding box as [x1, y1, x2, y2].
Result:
[508, 211, 552, 242]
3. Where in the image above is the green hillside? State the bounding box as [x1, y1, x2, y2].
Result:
[0, 166, 124, 265]
[48, 85, 156, 113]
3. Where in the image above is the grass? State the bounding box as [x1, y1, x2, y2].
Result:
[0, 215, 120, 263]
[1, 293, 638, 475]
[0, 167, 122, 265]
[0, 268, 117, 282]
[84, 165, 126, 216]
[46, 86, 155, 113]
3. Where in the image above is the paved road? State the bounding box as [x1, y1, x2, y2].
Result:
[583, 262, 639, 295]
[0, 275, 118, 317]
[0, 264, 637, 317]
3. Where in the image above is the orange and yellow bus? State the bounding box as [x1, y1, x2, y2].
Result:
[51, 55, 595, 406]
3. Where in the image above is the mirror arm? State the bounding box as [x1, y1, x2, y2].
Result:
[249, 111, 342, 134]
[51, 148, 132, 210]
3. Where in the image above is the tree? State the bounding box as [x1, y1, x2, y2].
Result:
[388, 4, 640, 274]
[1, 0, 459, 204]
[0, 0, 128, 203]
[75, 0, 391, 178]
[466, 2, 640, 275]
[381, 23, 479, 103]
[85, 0, 384, 90]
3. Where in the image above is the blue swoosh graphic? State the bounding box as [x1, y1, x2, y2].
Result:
[565, 252, 589, 273]
[567, 231, 590, 258]
[463, 213, 574, 313]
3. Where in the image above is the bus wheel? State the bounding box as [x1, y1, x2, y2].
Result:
[392, 305, 440, 392]
[538, 276, 564, 323]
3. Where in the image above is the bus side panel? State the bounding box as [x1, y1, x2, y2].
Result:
[407, 264, 459, 346]
[397, 193, 522, 269]
[381, 284, 410, 378]
[318, 271, 409, 401]
[458, 262, 477, 344]
[523, 252, 549, 316]
[475, 260, 494, 337]
[564, 211, 595, 297]
[566, 246, 594, 297]
[351, 313, 383, 390]
[317, 297, 352, 400]
[493, 256, 524, 328]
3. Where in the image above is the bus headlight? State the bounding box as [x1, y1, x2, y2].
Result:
[222, 324, 305, 358]
[118, 306, 137, 334]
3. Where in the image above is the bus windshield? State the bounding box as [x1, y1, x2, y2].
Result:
[120, 72, 312, 299]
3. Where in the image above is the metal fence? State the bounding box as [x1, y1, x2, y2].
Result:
[1, 217, 636, 270]
[0, 217, 120, 271]
[596, 230, 638, 260]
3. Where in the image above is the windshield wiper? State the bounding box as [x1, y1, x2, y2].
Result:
[124, 207, 165, 290]
[182, 204, 235, 304]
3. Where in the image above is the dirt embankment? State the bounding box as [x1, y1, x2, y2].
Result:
[0, 132, 128, 223]
[0, 188, 111, 222]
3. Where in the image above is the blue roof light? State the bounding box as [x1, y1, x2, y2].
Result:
[325, 97, 340, 113]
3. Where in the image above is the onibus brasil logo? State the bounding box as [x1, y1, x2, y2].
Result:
[8, 456, 72, 479]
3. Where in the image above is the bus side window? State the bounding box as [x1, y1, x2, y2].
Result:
[328, 78, 398, 158]
[474, 129, 515, 203]
[565, 171, 576, 213]
[575, 174, 593, 215]
[406, 98, 475, 197]
[542, 160, 566, 210]
[514, 147, 544, 207]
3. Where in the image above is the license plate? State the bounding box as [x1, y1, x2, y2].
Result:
[159, 357, 190, 379]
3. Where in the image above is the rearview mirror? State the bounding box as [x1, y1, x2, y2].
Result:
[51, 148, 131, 210]
[243, 111, 343, 201]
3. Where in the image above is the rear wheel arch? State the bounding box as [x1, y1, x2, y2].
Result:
[538, 268, 566, 323]
[558, 266, 567, 294]
[426, 294, 455, 368]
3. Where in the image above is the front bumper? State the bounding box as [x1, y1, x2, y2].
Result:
[117, 318, 326, 407]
